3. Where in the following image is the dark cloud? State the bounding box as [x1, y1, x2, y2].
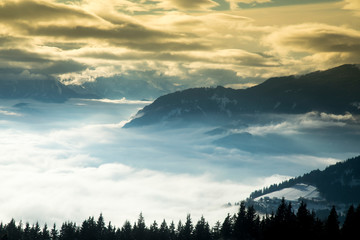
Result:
[267, 24, 360, 53]
[0, 49, 49, 63]
[123, 41, 210, 52]
[283, 32, 360, 53]
[22, 23, 176, 42]
[168, 0, 219, 9]
[45, 42, 86, 50]
[40, 60, 88, 75]
[78, 49, 272, 66]
[0, 35, 28, 47]
[237, 0, 339, 9]
[0, 68, 50, 81]
[79, 50, 204, 62]
[193, 68, 263, 86]
[0, 0, 96, 21]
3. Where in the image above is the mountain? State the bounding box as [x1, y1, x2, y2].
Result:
[250, 155, 360, 204]
[247, 156, 360, 217]
[0, 79, 97, 102]
[68, 74, 184, 100]
[125, 64, 360, 127]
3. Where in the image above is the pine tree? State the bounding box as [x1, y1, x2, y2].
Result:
[312, 212, 324, 240]
[50, 224, 58, 240]
[79, 217, 97, 240]
[97, 214, 106, 240]
[193, 216, 210, 240]
[177, 220, 183, 240]
[41, 224, 51, 240]
[149, 221, 159, 240]
[342, 205, 356, 239]
[296, 201, 315, 239]
[120, 221, 133, 240]
[0, 223, 4, 240]
[59, 222, 78, 240]
[103, 221, 116, 240]
[159, 220, 170, 240]
[133, 213, 147, 240]
[273, 198, 296, 240]
[23, 222, 31, 240]
[325, 206, 340, 240]
[6, 219, 22, 240]
[211, 221, 221, 240]
[245, 205, 259, 240]
[220, 214, 232, 240]
[233, 201, 246, 240]
[29, 222, 41, 240]
[169, 221, 176, 240]
[181, 215, 193, 240]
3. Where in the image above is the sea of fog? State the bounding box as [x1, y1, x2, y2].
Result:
[0, 98, 359, 227]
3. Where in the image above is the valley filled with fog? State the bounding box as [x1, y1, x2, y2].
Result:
[0, 99, 359, 226]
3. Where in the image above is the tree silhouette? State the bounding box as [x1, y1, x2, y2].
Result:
[41, 224, 50, 240]
[178, 215, 193, 240]
[133, 213, 146, 240]
[211, 221, 221, 240]
[325, 206, 340, 240]
[233, 201, 246, 240]
[120, 221, 133, 240]
[59, 222, 78, 240]
[245, 205, 259, 240]
[221, 214, 232, 240]
[295, 201, 315, 240]
[341, 205, 356, 239]
[1, 200, 360, 240]
[168, 221, 176, 240]
[158, 220, 169, 240]
[97, 214, 106, 240]
[193, 216, 210, 240]
[50, 224, 58, 240]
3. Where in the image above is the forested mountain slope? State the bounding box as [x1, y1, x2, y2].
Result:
[250, 155, 360, 204]
[125, 64, 360, 127]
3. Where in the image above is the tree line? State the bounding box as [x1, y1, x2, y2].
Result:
[1, 199, 360, 240]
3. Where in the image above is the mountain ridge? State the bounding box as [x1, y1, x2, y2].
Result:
[250, 155, 360, 203]
[125, 64, 360, 128]
[0, 78, 97, 102]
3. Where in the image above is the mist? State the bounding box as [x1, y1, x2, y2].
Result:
[0, 99, 359, 227]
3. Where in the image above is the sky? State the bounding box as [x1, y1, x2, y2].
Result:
[1, 0, 360, 89]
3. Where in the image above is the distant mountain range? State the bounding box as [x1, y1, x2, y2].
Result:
[0, 73, 182, 102]
[0, 79, 96, 102]
[1, 64, 359, 107]
[68, 75, 183, 101]
[125, 64, 360, 127]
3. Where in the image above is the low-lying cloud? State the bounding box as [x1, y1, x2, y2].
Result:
[1, 100, 357, 227]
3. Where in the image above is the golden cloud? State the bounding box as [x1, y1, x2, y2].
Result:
[159, 0, 219, 10]
[265, 23, 360, 54]
[343, 0, 360, 16]
[0, 0, 97, 22]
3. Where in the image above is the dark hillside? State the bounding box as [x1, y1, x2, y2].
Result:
[126, 64, 360, 127]
[250, 155, 360, 204]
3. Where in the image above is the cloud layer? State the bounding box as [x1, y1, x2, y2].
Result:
[1, 100, 357, 226]
[0, 0, 358, 93]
